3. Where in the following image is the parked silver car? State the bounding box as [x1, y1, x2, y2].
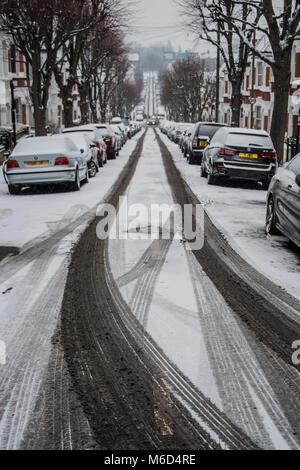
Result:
[3, 136, 88, 194]
[59, 132, 99, 177]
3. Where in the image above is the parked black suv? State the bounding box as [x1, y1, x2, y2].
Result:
[201, 127, 277, 189]
[266, 153, 300, 248]
[186, 122, 227, 164]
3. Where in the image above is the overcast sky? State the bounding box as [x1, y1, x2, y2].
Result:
[128, 0, 215, 56]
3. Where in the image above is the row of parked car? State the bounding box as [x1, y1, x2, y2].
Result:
[3, 120, 142, 195]
[160, 120, 300, 250]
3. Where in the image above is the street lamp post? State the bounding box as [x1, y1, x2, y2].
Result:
[10, 80, 17, 147]
[215, 20, 220, 123]
[250, 31, 256, 128]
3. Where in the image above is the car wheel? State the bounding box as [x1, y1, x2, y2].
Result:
[265, 196, 279, 235]
[88, 161, 97, 178]
[207, 169, 218, 185]
[200, 164, 207, 178]
[261, 180, 270, 191]
[83, 168, 89, 185]
[188, 153, 194, 165]
[8, 184, 21, 195]
[71, 169, 81, 191]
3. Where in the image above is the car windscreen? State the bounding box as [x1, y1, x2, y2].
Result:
[197, 125, 224, 138]
[226, 133, 273, 148]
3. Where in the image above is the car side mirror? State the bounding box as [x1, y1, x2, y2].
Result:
[295, 173, 300, 187]
[90, 143, 96, 148]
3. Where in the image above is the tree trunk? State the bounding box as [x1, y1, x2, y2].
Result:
[100, 105, 107, 123]
[270, 66, 291, 163]
[33, 105, 47, 136]
[230, 80, 243, 127]
[31, 51, 47, 136]
[61, 94, 74, 128]
[78, 83, 90, 124]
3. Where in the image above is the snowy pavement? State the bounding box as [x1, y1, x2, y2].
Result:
[0, 135, 142, 249]
[0, 132, 142, 449]
[159, 132, 300, 302]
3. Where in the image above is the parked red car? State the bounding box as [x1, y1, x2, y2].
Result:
[94, 124, 118, 159]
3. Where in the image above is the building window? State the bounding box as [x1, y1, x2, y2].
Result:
[246, 75, 250, 91]
[257, 62, 263, 87]
[255, 106, 262, 129]
[295, 53, 300, 78]
[265, 67, 270, 87]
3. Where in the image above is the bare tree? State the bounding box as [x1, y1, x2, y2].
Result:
[0, 0, 90, 135]
[178, 0, 259, 126]
[161, 57, 216, 122]
[109, 79, 142, 117]
[95, 33, 130, 122]
[217, 0, 300, 162]
[54, 0, 125, 127]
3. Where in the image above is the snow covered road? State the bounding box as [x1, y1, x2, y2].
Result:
[159, 131, 300, 302]
[0, 132, 143, 449]
[0, 73, 300, 451]
[107, 127, 300, 449]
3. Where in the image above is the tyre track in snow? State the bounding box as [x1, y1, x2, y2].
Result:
[129, 239, 172, 328]
[155, 130, 300, 370]
[20, 328, 98, 450]
[0, 249, 65, 448]
[186, 252, 300, 449]
[105, 245, 259, 449]
[60, 129, 259, 449]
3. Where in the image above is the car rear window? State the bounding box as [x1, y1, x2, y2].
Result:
[197, 124, 224, 138]
[65, 133, 89, 151]
[226, 133, 273, 148]
[13, 137, 69, 155]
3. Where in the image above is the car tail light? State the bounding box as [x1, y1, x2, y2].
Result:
[193, 136, 198, 147]
[261, 151, 277, 160]
[219, 147, 236, 156]
[105, 138, 112, 147]
[55, 157, 69, 165]
[7, 159, 19, 169]
[217, 163, 224, 168]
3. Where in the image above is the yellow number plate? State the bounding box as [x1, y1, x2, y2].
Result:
[199, 141, 207, 147]
[25, 161, 49, 166]
[239, 153, 258, 159]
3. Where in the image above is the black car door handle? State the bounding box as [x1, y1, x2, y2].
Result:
[287, 184, 293, 189]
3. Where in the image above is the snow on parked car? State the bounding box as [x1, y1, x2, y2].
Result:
[3, 135, 88, 194]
